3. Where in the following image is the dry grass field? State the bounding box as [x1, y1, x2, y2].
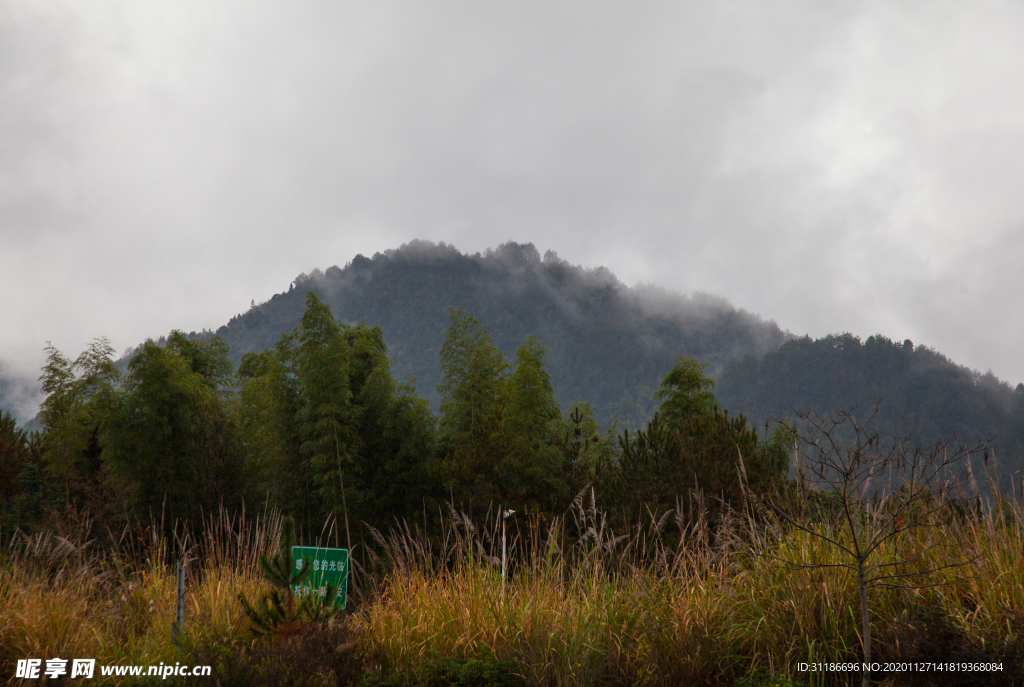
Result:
[3, 487, 1024, 686]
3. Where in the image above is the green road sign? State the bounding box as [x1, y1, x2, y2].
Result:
[291, 546, 349, 609]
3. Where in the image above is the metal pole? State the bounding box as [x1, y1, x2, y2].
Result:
[501, 510, 514, 600]
[176, 561, 185, 629]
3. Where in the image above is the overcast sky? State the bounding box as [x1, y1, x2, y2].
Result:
[3, 0, 1024, 415]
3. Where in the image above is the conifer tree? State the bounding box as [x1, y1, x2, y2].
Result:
[238, 516, 340, 638]
[655, 356, 719, 428]
[499, 336, 569, 511]
[295, 292, 354, 547]
[437, 309, 508, 444]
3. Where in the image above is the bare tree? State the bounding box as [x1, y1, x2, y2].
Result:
[755, 406, 983, 687]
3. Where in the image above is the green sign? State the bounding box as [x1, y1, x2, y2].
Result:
[291, 546, 349, 609]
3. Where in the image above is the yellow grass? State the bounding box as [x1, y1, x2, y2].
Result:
[2, 494, 1024, 685]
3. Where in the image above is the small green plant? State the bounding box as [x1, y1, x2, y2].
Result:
[238, 516, 341, 637]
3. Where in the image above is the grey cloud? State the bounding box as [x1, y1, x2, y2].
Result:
[2, 0, 1023, 413]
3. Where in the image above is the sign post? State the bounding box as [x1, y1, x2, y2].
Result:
[290, 546, 349, 609]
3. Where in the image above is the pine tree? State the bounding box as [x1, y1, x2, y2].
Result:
[238, 516, 340, 638]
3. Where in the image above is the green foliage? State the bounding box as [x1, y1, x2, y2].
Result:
[22, 247, 1023, 576]
[236, 341, 305, 516]
[235, 293, 435, 532]
[656, 356, 720, 426]
[436, 314, 579, 514]
[238, 516, 341, 637]
[347, 325, 436, 527]
[296, 291, 355, 532]
[496, 336, 569, 511]
[437, 309, 508, 445]
[101, 334, 242, 523]
[615, 357, 789, 517]
[0, 411, 28, 504]
[208, 242, 788, 427]
[166, 330, 234, 390]
[37, 338, 119, 509]
[0, 412, 41, 535]
[170, 241, 1024, 494]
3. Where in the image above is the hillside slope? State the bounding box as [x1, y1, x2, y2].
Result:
[209, 241, 789, 426]
[717, 333, 1024, 474]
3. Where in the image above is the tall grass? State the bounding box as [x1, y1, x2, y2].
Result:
[0, 507, 281, 682]
[3, 487, 1024, 686]
[358, 489, 1024, 686]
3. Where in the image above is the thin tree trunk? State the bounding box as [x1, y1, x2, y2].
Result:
[859, 562, 871, 687]
[339, 470, 352, 553]
[333, 427, 353, 553]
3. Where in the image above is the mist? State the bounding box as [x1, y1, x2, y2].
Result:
[3, 1, 1024, 421]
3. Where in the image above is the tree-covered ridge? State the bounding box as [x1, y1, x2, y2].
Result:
[1, 292, 793, 543]
[717, 333, 1024, 474]
[208, 240, 790, 426]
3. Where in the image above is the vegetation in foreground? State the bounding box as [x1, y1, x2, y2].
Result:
[2, 278, 1023, 685]
[3, 476, 1024, 686]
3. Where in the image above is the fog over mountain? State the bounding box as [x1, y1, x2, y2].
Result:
[5, 239, 1022, 476]
[209, 241, 789, 426]
[3, 2, 1024, 411]
[0, 363, 38, 426]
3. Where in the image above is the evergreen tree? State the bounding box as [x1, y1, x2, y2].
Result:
[0, 411, 28, 505]
[436, 310, 509, 509]
[616, 357, 789, 519]
[345, 323, 436, 528]
[102, 335, 242, 524]
[238, 516, 340, 638]
[498, 336, 569, 511]
[655, 357, 719, 427]
[37, 338, 119, 509]
[295, 291, 355, 544]
[237, 295, 437, 533]
[236, 339, 304, 517]
[437, 309, 508, 445]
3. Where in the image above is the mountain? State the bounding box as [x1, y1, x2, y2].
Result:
[7, 239, 1022, 476]
[207, 240, 790, 426]
[717, 333, 1024, 475]
[0, 366, 40, 430]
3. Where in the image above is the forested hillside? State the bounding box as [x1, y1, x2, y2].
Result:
[5, 238, 1024, 587]
[717, 333, 1024, 475]
[1, 290, 791, 540]
[153, 240, 1024, 476]
[207, 241, 789, 426]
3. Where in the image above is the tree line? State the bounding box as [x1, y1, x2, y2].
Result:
[0, 291, 792, 541]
